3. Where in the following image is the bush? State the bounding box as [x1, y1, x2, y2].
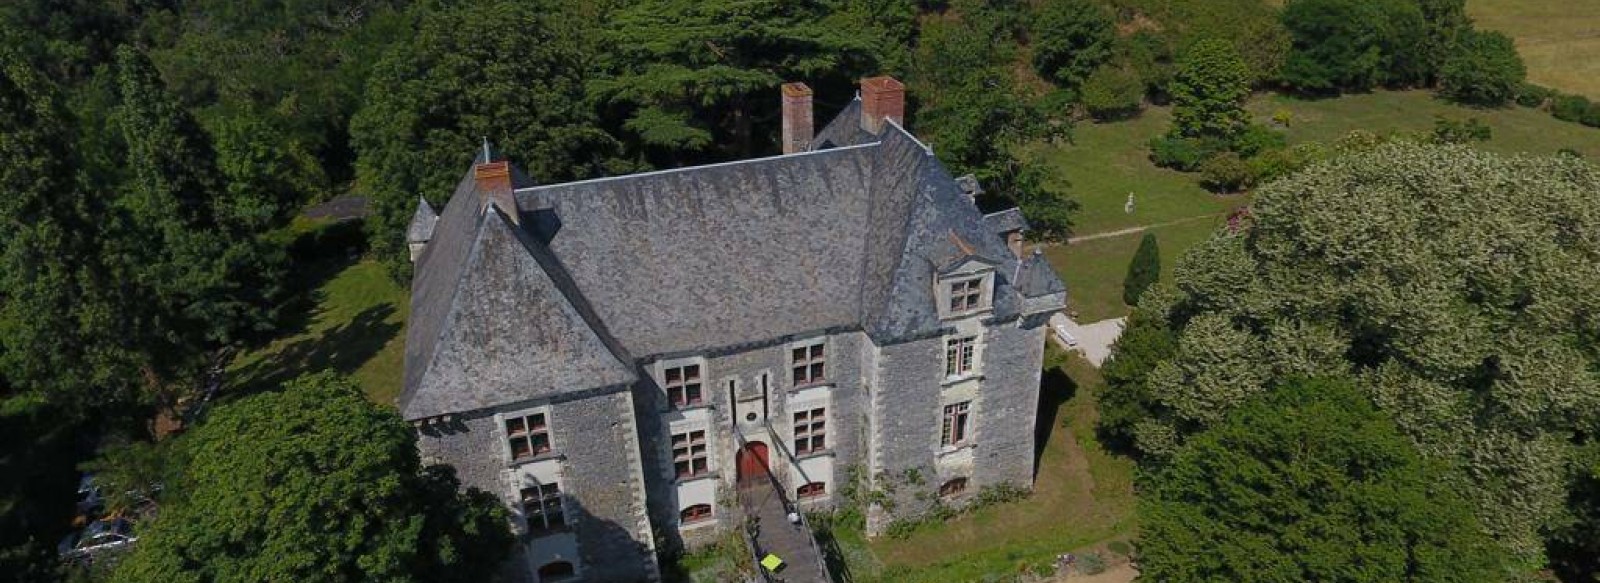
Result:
[1552, 94, 1592, 123]
[1247, 147, 1307, 186]
[1438, 29, 1526, 106]
[1199, 152, 1252, 192]
[1148, 135, 1224, 171]
[1078, 552, 1107, 576]
[1080, 65, 1145, 120]
[1231, 123, 1287, 157]
[1513, 82, 1555, 109]
[1431, 115, 1492, 143]
[1585, 103, 1600, 128]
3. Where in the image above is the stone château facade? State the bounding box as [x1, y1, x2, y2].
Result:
[400, 76, 1066, 583]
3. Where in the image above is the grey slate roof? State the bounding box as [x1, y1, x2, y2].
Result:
[401, 113, 1065, 418]
[982, 208, 1028, 234]
[1016, 250, 1067, 298]
[407, 197, 439, 243]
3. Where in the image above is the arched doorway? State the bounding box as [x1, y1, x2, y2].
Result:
[737, 441, 769, 484]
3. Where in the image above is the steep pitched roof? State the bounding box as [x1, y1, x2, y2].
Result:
[407, 197, 439, 243]
[1016, 250, 1067, 298]
[400, 159, 632, 420]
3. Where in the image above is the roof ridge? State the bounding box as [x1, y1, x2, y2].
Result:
[512, 141, 880, 194]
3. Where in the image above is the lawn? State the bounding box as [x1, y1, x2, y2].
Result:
[1248, 90, 1600, 160]
[1045, 217, 1227, 323]
[227, 219, 409, 405]
[827, 346, 1138, 583]
[1023, 106, 1246, 237]
[1468, 0, 1600, 100]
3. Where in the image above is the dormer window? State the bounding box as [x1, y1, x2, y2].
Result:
[663, 364, 704, 409]
[949, 278, 984, 312]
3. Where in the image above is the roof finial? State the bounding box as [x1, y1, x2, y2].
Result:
[481, 136, 491, 162]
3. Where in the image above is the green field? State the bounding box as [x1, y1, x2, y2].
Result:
[832, 347, 1137, 582]
[228, 220, 409, 405]
[1045, 217, 1228, 322]
[1468, 0, 1600, 99]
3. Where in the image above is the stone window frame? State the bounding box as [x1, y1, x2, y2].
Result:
[671, 428, 711, 479]
[944, 335, 980, 379]
[657, 357, 708, 410]
[941, 401, 972, 447]
[796, 481, 827, 499]
[680, 503, 714, 525]
[498, 405, 554, 464]
[789, 338, 827, 387]
[936, 269, 994, 320]
[520, 479, 567, 535]
[792, 406, 827, 455]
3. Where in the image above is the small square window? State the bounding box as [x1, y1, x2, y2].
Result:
[663, 364, 704, 409]
[793, 407, 827, 455]
[941, 402, 971, 447]
[792, 341, 826, 386]
[506, 412, 552, 461]
[949, 278, 984, 312]
[945, 336, 977, 378]
[521, 482, 565, 534]
[672, 429, 710, 479]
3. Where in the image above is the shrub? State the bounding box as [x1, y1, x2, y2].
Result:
[1199, 152, 1252, 192]
[1148, 135, 1224, 171]
[1438, 29, 1525, 106]
[1431, 115, 1492, 143]
[1080, 65, 1145, 120]
[1123, 233, 1161, 306]
[1231, 123, 1287, 157]
[1557, 147, 1583, 159]
[1584, 103, 1600, 128]
[1552, 94, 1592, 123]
[1513, 82, 1554, 109]
[1247, 147, 1307, 186]
[1170, 38, 1252, 140]
[1078, 552, 1107, 576]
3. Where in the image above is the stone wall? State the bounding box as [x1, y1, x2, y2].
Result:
[866, 334, 944, 535]
[973, 315, 1048, 490]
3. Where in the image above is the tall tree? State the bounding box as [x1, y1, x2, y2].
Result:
[1140, 378, 1509, 582]
[1030, 0, 1115, 91]
[115, 372, 513, 583]
[1114, 141, 1600, 566]
[1169, 38, 1251, 141]
[351, 0, 629, 278]
[1278, 0, 1427, 92]
[1438, 29, 1525, 107]
[595, 0, 878, 162]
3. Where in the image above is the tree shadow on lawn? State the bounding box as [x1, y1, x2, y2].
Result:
[226, 303, 401, 399]
[1034, 364, 1078, 481]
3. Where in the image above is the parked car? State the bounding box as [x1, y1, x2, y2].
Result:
[74, 473, 103, 519]
[58, 518, 137, 563]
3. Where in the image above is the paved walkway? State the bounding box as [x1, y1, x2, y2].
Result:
[1049, 314, 1126, 367]
[740, 482, 827, 583]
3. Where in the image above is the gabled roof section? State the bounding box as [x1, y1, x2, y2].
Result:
[407, 196, 439, 243]
[1016, 250, 1067, 298]
[811, 98, 878, 149]
[983, 208, 1028, 234]
[399, 205, 636, 420]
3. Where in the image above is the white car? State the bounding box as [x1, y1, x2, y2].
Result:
[59, 518, 137, 563]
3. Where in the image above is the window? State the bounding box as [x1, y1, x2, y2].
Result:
[949, 278, 984, 312]
[792, 408, 826, 455]
[939, 477, 968, 498]
[791, 342, 826, 385]
[797, 482, 827, 499]
[505, 412, 551, 461]
[680, 503, 713, 524]
[941, 402, 971, 447]
[538, 561, 576, 580]
[663, 364, 704, 408]
[672, 430, 710, 478]
[520, 482, 565, 534]
[945, 336, 977, 378]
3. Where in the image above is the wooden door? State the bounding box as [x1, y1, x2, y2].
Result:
[737, 442, 769, 483]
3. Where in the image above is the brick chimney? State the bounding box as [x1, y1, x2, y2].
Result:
[860, 75, 905, 134]
[474, 160, 519, 224]
[781, 82, 813, 154]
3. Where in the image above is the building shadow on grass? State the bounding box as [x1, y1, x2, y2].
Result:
[227, 303, 400, 398]
[1033, 364, 1078, 480]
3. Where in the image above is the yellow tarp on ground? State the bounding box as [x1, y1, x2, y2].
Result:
[760, 553, 784, 572]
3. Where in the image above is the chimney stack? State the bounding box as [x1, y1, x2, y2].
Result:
[781, 82, 813, 154]
[860, 75, 905, 134]
[474, 160, 519, 224]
